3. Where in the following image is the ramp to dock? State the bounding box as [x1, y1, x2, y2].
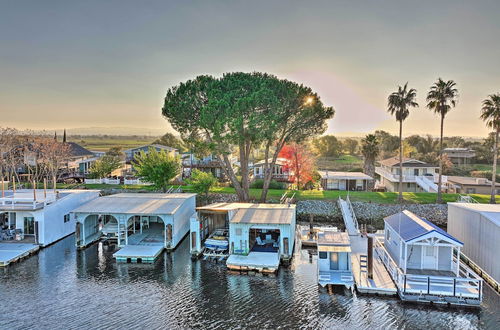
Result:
[350, 235, 397, 295]
[0, 243, 39, 267]
[338, 197, 358, 236]
[113, 245, 164, 263]
[226, 251, 280, 273]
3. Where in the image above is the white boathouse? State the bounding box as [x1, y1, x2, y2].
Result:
[72, 193, 196, 262]
[0, 189, 99, 266]
[317, 230, 354, 289]
[376, 210, 483, 306]
[191, 203, 296, 272]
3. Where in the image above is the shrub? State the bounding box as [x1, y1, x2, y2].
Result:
[250, 179, 285, 189]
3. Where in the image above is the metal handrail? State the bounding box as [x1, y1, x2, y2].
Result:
[346, 195, 359, 232]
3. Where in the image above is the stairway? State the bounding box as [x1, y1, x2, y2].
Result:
[338, 197, 359, 236]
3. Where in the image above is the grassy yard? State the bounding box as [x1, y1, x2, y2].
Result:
[316, 154, 363, 171]
[55, 183, 499, 204]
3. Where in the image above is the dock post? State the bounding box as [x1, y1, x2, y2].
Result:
[367, 235, 373, 279]
[309, 214, 314, 239]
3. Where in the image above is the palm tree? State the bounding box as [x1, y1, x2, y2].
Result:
[480, 93, 500, 204]
[426, 78, 458, 203]
[361, 134, 379, 191]
[387, 83, 419, 202]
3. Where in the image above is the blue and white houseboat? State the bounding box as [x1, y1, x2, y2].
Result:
[317, 230, 354, 289]
[375, 210, 483, 306]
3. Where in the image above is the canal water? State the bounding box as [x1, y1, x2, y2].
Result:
[1, 235, 499, 330]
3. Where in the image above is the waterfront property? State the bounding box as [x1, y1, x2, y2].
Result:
[191, 203, 296, 272]
[376, 210, 483, 306]
[181, 153, 236, 182]
[375, 157, 443, 193]
[446, 176, 500, 195]
[252, 158, 291, 182]
[317, 230, 354, 289]
[442, 147, 476, 166]
[318, 170, 373, 191]
[447, 203, 500, 291]
[72, 193, 196, 262]
[0, 189, 100, 266]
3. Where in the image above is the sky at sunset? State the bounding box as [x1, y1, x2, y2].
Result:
[1, 0, 499, 137]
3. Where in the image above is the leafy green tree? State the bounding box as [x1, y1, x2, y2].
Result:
[154, 132, 186, 152]
[133, 147, 180, 192]
[162, 72, 334, 202]
[186, 169, 218, 198]
[342, 138, 359, 155]
[361, 134, 379, 190]
[427, 78, 458, 203]
[106, 146, 125, 158]
[480, 93, 500, 203]
[374, 130, 400, 156]
[89, 155, 122, 179]
[312, 135, 342, 157]
[387, 83, 419, 203]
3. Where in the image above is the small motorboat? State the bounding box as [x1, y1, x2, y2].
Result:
[205, 228, 229, 251]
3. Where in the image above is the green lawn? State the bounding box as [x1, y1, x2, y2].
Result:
[316, 155, 363, 171]
[57, 183, 498, 204]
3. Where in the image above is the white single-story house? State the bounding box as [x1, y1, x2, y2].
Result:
[72, 193, 196, 252]
[317, 230, 354, 288]
[318, 170, 373, 191]
[0, 189, 100, 246]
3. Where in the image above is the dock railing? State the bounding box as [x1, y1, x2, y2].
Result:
[0, 194, 57, 210]
[346, 195, 359, 233]
[374, 236, 482, 302]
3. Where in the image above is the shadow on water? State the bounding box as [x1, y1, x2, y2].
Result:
[1, 234, 499, 329]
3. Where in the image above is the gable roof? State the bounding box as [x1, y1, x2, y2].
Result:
[67, 142, 94, 157]
[317, 170, 373, 180]
[384, 210, 463, 245]
[378, 157, 435, 168]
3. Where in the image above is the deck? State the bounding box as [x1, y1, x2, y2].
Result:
[226, 251, 280, 273]
[0, 242, 40, 266]
[318, 270, 354, 289]
[350, 235, 397, 295]
[113, 245, 164, 263]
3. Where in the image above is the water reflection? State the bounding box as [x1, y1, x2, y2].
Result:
[0, 234, 498, 329]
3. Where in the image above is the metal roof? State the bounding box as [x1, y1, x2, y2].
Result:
[72, 193, 195, 215]
[448, 202, 500, 227]
[378, 157, 435, 168]
[317, 230, 350, 246]
[384, 210, 463, 245]
[230, 207, 295, 225]
[197, 202, 295, 212]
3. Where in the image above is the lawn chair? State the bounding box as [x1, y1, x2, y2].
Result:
[256, 236, 265, 246]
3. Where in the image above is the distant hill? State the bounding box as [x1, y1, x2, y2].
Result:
[61, 127, 166, 136]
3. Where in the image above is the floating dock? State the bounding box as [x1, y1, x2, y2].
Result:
[0, 243, 40, 267]
[113, 245, 164, 263]
[350, 235, 397, 295]
[226, 251, 280, 273]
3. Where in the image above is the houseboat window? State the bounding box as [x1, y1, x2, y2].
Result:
[24, 217, 35, 235]
[64, 214, 70, 223]
[319, 252, 327, 259]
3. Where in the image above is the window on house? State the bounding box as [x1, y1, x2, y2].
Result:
[319, 252, 327, 259]
[466, 188, 476, 194]
[64, 214, 70, 223]
[407, 183, 411, 189]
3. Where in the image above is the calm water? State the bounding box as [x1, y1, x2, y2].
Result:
[1, 235, 499, 330]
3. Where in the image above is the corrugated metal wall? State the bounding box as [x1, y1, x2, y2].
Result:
[448, 204, 500, 283]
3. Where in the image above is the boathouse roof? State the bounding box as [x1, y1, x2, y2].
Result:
[384, 210, 462, 245]
[230, 207, 295, 225]
[72, 193, 196, 215]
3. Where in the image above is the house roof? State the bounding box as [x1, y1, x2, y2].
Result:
[126, 144, 177, 153]
[377, 157, 436, 168]
[384, 210, 463, 245]
[253, 158, 288, 167]
[72, 193, 196, 215]
[67, 142, 94, 157]
[443, 148, 474, 152]
[317, 230, 350, 246]
[447, 176, 499, 187]
[317, 170, 373, 180]
[230, 206, 295, 225]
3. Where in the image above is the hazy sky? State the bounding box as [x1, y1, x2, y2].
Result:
[1, 0, 499, 137]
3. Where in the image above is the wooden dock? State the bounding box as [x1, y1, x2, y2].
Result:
[0, 243, 40, 267]
[350, 235, 397, 295]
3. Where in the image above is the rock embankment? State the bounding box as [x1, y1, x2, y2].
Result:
[296, 200, 448, 229]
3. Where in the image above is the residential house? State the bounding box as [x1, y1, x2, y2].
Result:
[446, 176, 500, 195]
[375, 157, 441, 193]
[252, 158, 291, 182]
[318, 170, 373, 191]
[443, 148, 476, 166]
[181, 153, 235, 181]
